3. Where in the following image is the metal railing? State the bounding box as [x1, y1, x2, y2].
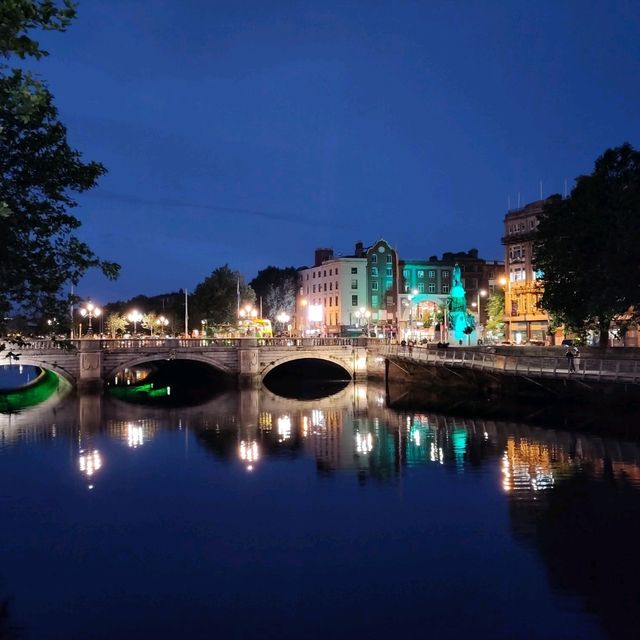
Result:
[382, 344, 640, 383]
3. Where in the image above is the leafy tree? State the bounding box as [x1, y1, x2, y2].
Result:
[192, 265, 255, 325]
[141, 312, 159, 335]
[249, 266, 298, 320]
[485, 289, 505, 336]
[534, 144, 640, 347]
[0, 1, 119, 330]
[105, 312, 128, 338]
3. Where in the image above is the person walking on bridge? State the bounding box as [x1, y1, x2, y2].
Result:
[566, 348, 575, 373]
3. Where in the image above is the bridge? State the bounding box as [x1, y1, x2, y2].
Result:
[8, 337, 375, 390]
[5, 338, 640, 394]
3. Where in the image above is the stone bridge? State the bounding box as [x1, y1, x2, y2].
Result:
[10, 337, 380, 390]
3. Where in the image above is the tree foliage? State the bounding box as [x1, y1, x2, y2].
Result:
[485, 289, 505, 336]
[141, 312, 159, 335]
[534, 144, 640, 347]
[192, 265, 255, 325]
[249, 266, 298, 321]
[0, 1, 119, 329]
[104, 312, 128, 338]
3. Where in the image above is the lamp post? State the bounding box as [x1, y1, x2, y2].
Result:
[127, 310, 143, 335]
[276, 312, 290, 336]
[475, 288, 487, 342]
[355, 307, 371, 336]
[79, 302, 101, 336]
[156, 315, 169, 335]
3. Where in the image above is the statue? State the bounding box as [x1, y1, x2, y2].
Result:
[448, 264, 475, 342]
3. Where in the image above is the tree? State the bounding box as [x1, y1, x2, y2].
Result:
[105, 312, 128, 338]
[485, 289, 505, 337]
[192, 265, 255, 325]
[141, 312, 159, 335]
[249, 266, 298, 321]
[534, 144, 640, 347]
[0, 2, 119, 330]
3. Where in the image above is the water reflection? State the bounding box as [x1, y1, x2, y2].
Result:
[1, 383, 640, 638]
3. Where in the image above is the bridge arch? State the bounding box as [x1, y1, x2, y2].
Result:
[103, 353, 236, 381]
[8, 356, 77, 386]
[260, 354, 354, 380]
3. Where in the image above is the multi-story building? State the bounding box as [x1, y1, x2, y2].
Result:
[295, 239, 400, 336]
[295, 248, 367, 336]
[501, 200, 550, 344]
[358, 239, 400, 331]
[398, 249, 503, 339]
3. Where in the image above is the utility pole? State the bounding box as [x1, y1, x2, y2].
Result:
[184, 289, 189, 337]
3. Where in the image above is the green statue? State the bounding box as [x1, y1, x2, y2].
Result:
[448, 264, 475, 341]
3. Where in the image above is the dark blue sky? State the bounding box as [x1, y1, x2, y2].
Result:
[32, 0, 640, 302]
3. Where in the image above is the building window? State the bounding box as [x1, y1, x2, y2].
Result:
[404, 283, 409, 292]
[312, 272, 316, 279]
[352, 295, 358, 306]
[335, 267, 339, 275]
[386, 266, 392, 277]
[351, 267, 358, 274]
[386, 254, 392, 263]
[428, 270, 435, 278]
[428, 283, 435, 293]
[418, 283, 424, 293]
[306, 274, 309, 281]
[323, 270, 326, 277]
[371, 254, 377, 264]
[442, 271, 450, 279]
[403, 269, 409, 279]
[312, 284, 316, 293]
[335, 282, 339, 290]
[351, 279, 358, 289]
[372, 266, 378, 277]
[372, 294, 378, 306]
[372, 281, 378, 291]
[329, 282, 333, 290]
[386, 296, 393, 305]
[442, 284, 449, 293]
[335, 296, 338, 306]
[386, 278, 393, 288]
[323, 283, 327, 292]
[417, 270, 424, 278]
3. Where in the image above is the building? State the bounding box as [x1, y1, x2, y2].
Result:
[358, 239, 400, 333]
[295, 248, 367, 336]
[501, 200, 550, 344]
[398, 249, 504, 341]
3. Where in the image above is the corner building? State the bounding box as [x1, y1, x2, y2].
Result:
[502, 200, 550, 343]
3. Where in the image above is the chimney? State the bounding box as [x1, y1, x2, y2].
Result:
[314, 248, 333, 267]
[354, 241, 364, 257]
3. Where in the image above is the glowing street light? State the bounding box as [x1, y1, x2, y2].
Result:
[79, 302, 101, 336]
[355, 306, 372, 336]
[156, 315, 169, 334]
[127, 310, 143, 334]
[276, 311, 290, 335]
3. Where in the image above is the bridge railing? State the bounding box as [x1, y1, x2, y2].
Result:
[99, 338, 243, 349]
[382, 344, 640, 383]
[257, 337, 361, 347]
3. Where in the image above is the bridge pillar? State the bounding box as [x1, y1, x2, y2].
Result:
[78, 339, 104, 392]
[238, 338, 261, 388]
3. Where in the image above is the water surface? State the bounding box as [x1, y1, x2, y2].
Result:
[1, 383, 639, 639]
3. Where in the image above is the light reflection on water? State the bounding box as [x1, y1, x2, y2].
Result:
[0, 383, 639, 639]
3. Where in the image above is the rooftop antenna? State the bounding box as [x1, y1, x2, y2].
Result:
[539, 180, 543, 200]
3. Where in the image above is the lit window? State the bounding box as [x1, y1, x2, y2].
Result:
[351, 279, 358, 289]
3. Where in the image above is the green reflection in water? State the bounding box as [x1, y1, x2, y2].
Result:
[0, 369, 61, 412]
[108, 382, 170, 401]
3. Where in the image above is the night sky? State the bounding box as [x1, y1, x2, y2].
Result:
[30, 0, 640, 302]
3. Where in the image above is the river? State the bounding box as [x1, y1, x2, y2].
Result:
[1, 373, 639, 639]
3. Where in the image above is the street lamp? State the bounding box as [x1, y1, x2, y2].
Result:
[156, 315, 169, 335]
[127, 310, 143, 335]
[355, 306, 371, 336]
[276, 312, 290, 336]
[79, 302, 101, 336]
[475, 289, 487, 340]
